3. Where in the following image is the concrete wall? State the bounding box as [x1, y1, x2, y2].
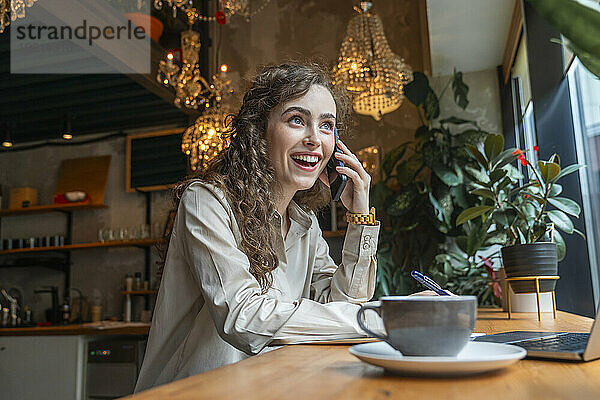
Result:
[430, 68, 503, 135]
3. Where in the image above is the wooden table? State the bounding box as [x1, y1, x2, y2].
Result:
[126, 309, 600, 400]
[0, 321, 150, 336]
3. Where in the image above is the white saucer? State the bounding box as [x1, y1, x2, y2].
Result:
[349, 341, 526, 376]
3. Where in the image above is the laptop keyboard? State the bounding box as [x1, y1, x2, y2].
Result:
[516, 333, 590, 352]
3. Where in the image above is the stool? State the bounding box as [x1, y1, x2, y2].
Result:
[505, 276, 560, 321]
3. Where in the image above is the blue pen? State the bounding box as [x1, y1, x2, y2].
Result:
[411, 270, 451, 296]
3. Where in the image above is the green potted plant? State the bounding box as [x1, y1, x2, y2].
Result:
[370, 70, 497, 301]
[456, 133, 585, 293]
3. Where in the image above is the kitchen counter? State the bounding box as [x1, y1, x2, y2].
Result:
[0, 321, 150, 336]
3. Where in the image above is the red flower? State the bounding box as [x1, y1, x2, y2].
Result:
[517, 154, 525, 160]
[533, 145, 539, 152]
[480, 256, 502, 301]
[520, 158, 528, 166]
[512, 149, 523, 155]
[524, 194, 530, 199]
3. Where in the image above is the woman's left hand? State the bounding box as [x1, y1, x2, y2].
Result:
[333, 140, 371, 214]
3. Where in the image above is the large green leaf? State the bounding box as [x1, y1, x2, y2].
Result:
[516, 226, 527, 244]
[382, 143, 409, 176]
[537, 161, 561, 183]
[527, 0, 600, 59]
[548, 197, 581, 217]
[566, 40, 600, 79]
[452, 70, 469, 109]
[455, 129, 486, 146]
[466, 144, 488, 170]
[548, 183, 563, 197]
[455, 236, 468, 254]
[386, 189, 416, 217]
[450, 185, 469, 210]
[496, 176, 513, 190]
[491, 148, 519, 170]
[492, 209, 516, 227]
[553, 163, 585, 181]
[439, 117, 473, 126]
[489, 169, 507, 185]
[548, 210, 574, 234]
[424, 87, 440, 120]
[470, 188, 495, 200]
[484, 231, 508, 246]
[466, 224, 485, 257]
[522, 201, 538, 220]
[456, 206, 494, 226]
[553, 229, 567, 261]
[429, 192, 452, 228]
[433, 165, 460, 186]
[484, 134, 504, 162]
[404, 72, 430, 106]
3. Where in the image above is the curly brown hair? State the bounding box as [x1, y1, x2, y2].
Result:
[159, 61, 351, 292]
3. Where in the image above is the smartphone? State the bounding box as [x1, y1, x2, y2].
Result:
[326, 127, 347, 202]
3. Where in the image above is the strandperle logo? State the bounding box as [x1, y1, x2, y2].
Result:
[14, 19, 147, 46]
[10, 0, 151, 74]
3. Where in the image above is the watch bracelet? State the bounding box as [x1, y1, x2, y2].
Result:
[346, 207, 376, 225]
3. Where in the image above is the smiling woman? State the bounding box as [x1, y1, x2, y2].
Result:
[134, 62, 383, 392]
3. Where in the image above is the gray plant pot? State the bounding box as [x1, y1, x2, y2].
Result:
[501, 242, 558, 293]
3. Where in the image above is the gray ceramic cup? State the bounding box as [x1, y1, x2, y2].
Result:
[357, 296, 477, 356]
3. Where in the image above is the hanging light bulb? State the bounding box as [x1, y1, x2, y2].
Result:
[2, 124, 13, 148]
[62, 114, 73, 140]
[333, 1, 413, 121]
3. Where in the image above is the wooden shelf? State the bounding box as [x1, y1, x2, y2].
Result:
[0, 239, 160, 255]
[0, 203, 108, 216]
[121, 290, 158, 295]
[322, 230, 346, 238]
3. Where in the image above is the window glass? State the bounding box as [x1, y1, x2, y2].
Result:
[512, 35, 532, 110]
[567, 58, 600, 308]
[511, 36, 537, 179]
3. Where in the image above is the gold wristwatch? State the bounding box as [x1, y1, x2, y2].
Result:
[346, 207, 377, 226]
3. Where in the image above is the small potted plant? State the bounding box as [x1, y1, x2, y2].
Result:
[456, 133, 585, 293]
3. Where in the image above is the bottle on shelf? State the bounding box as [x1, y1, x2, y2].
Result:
[134, 272, 142, 291]
[61, 298, 71, 325]
[124, 294, 132, 322]
[125, 275, 133, 292]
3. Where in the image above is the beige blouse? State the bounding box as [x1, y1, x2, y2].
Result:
[135, 182, 381, 392]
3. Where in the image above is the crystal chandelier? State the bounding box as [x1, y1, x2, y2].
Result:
[333, 1, 413, 121]
[1, 0, 39, 33]
[153, 0, 193, 18]
[157, 13, 216, 109]
[154, 0, 271, 22]
[182, 65, 235, 170]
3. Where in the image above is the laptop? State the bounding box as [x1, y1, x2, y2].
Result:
[473, 306, 600, 361]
